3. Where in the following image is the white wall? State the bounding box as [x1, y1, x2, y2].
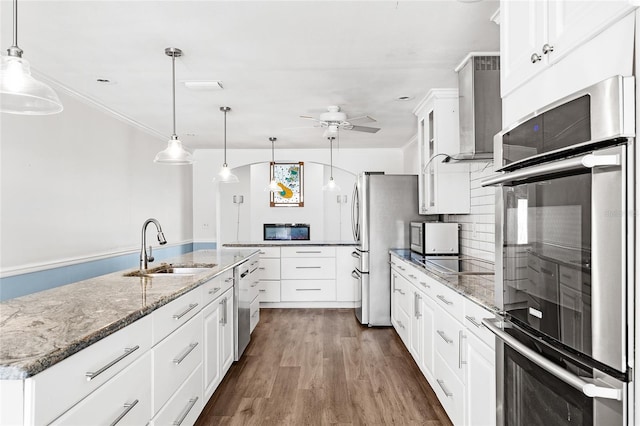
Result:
[193, 148, 404, 243]
[402, 135, 419, 174]
[0, 87, 193, 274]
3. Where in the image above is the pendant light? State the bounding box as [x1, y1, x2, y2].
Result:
[154, 47, 193, 165]
[266, 137, 281, 192]
[214, 106, 239, 183]
[322, 135, 341, 191]
[0, 0, 63, 115]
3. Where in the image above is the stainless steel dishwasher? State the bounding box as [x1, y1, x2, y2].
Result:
[234, 254, 258, 360]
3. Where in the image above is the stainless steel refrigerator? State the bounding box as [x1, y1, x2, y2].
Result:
[351, 172, 423, 326]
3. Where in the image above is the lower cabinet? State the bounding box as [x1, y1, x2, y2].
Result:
[19, 268, 238, 426]
[390, 253, 496, 426]
[50, 352, 152, 426]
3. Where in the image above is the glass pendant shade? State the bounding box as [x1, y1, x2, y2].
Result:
[154, 134, 193, 165]
[322, 177, 341, 192]
[216, 163, 239, 183]
[1, 0, 63, 116]
[266, 178, 280, 192]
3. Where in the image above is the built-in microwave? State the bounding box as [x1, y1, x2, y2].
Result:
[409, 222, 459, 255]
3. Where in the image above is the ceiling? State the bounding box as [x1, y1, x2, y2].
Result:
[0, 0, 500, 150]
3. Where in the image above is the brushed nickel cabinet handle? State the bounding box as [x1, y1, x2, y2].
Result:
[86, 346, 140, 381]
[173, 342, 199, 365]
[531, 52, 542, 63]
[173, 397, 199, 426]
[419, 281, 430, 288]
[465, 315, 484, 329]
[109, 400, 139, 426]
[208, 287, 221, 295]
[296, 288, 321, 291]
[542, 43, 554, 54]
[437, 330, 453, 344]
[436, 379, 453, 397]
[436, 295, 453, 305]
[459, 330, 467, 369]
[295, 266, 322, 269]
[173, 303, 199, 320]
[296, 250, 322, 254]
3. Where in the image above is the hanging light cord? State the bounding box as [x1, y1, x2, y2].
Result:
[9, 0, 22, 57]
[223, 109, 228, 166]
[171, 53, 177, 137]
[329, 136, 335, 179]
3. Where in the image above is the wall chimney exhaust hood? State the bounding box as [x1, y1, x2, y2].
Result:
[448, 52, 502, 162]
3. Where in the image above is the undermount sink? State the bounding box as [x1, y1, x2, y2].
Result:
[124, 264, 217, 278]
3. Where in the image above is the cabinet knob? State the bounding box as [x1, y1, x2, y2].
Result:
[542, 43, 554, 55]
[530, 53, 542, 63]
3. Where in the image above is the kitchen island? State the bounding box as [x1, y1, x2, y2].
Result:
[0, 248, 257, 426]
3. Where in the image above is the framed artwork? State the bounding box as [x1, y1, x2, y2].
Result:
[270, 162, 304, 207]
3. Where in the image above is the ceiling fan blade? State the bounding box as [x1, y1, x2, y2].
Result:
[299, 115, 321, 122]
[347, 115, 377, 124]
[348, 125, 380, 133]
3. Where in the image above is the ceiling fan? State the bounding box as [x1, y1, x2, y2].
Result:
[299, 106, 381, 135]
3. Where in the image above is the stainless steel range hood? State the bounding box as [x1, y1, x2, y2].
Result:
[450, 53, 502, 162]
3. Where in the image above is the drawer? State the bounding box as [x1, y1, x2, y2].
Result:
[258, 258, 280, 280]
[152, 287, 203, 346]
[434, 352, 464, 426]
[202, 269, 234, 307]
[153, 313, 203, 413]
[27, 314, 152, 426]
[258, 280, 281, 302]
[434, 304, 465, 383]
[393, 301, 410, 347]
[432, 281, 464, 321]
[281, 258, 336, 280]
[257, 247, 281, 258]
[392, 273, 412, 316]
[248, 275, 260, 302]
[281, 280, 336, 302]
[250, 297, 260, 333]
[50, 352, 152, 426]
[463, 299, 497, 349]
[281, 246, 336, 258]
[151, 364, 203, 426]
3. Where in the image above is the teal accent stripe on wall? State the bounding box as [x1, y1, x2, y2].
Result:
[0, 243, 213, 301]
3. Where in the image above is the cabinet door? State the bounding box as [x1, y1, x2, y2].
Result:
[203, 297, 222, 401]
[500, 0, 547, 96]
[420, 295, 435, 379]
[547, 0, 635, 64]
[221, 289, 235, 371]
[464, 331, 496, 426]
[417, 113, 428, 214]
[409, 289, 423, 364]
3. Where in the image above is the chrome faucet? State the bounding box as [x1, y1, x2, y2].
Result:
[140, 218, 167, 271]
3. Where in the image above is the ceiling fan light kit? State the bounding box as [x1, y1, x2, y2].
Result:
[300, 105, 381, 134]
[0, 0, 63, 115]
[214, 106, 239, 183]
[154, 47, 194, 165]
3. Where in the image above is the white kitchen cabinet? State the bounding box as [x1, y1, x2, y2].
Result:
[151, 364, 203, 426]
[409, 288, 423, 366]
[153, 310, 203, 413]
[413, 89, 469, 215]
[281, 246, 337, 303]
[256, 247, 281, 303]
[464, 330, 495, 426]
[501, 0, 635, 96]
[50, 352, 152, 426]
[220, 289, 235, 373]
[419, 291, 436, 381]
[203, 286, 234, 402]
[25, 314, 152, 425]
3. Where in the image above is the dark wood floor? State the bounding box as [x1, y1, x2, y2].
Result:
[195, 308, 452, 425]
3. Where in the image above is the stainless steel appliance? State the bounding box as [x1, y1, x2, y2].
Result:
[482, 76, 635, 425]
[351, 172, 423, 326]
[410, 221, 459, 255]
[234, 259, 255, 360]
[451, 53, 502, 161]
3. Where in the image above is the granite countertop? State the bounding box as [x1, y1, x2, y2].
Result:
[0, 248, 258, 380]
[389, 249, 498, 311]
[224, 241, 358, 247]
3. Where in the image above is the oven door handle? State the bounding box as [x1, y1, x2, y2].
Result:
[482, 318, 623, 401]
[481, 153, 620, 187]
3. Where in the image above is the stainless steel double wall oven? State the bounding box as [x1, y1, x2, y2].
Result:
[483, 76, 635, 425]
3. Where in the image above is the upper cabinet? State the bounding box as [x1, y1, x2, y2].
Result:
[501, 0, 636, 97]
[414, 89, 470, 215]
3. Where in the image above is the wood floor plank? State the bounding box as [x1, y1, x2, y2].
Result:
[195, 308, 452, 426]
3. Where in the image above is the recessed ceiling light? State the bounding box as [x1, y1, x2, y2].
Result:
[96, 78, 116, 84]
[185, 133, 196, 137]
[396, 96, 413, 101]
[183, 80, 224, 90]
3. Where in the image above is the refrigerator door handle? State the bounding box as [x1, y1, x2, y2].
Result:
[351, 183, 359, 241]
